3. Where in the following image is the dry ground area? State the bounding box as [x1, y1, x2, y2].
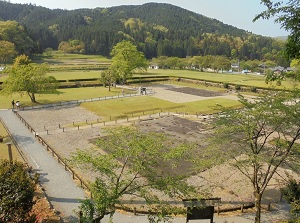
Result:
[18, 84, 299, 212]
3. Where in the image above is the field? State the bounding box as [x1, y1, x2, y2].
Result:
[1, 53, 299, 219]
[16, 83, 296, 210]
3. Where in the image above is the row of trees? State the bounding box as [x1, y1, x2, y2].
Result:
[150, 55, 286, 73]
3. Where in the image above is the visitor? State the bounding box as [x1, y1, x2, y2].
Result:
[11, 100, 15, 109]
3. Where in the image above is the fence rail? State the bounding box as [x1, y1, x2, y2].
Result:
[13, 111, 91, 193]
[19, 91, 153, 111]
[0, 117, 29, 167]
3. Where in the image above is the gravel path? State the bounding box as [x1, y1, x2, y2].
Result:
[9, 84, 297, 222]
[0, 110, 86, 222]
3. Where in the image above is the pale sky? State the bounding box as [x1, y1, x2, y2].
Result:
[8, 0, 289, 37]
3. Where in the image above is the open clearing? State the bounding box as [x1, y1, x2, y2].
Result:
[17, 84, 299, 211]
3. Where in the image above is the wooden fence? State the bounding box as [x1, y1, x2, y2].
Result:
[13, 111, 91, 194]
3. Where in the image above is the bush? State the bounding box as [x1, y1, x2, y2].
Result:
[251, 86, 257, 92]
[282, 177, 300, 218]
[0, 160, 36, 222]
[235, 84, 241, 90]
[223, 83, 229, 88]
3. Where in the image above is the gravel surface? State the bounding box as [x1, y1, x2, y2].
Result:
[16, 84, 299, 222]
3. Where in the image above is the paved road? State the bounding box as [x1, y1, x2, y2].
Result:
[0, 109, 86, 222]
[0, 108, 292, 223]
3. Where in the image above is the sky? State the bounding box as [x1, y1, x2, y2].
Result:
[7, 0, 289, 37]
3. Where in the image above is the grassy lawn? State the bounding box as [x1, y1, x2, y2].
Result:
[0, 87, 127, 109]
[49, 70, 101, 80]
[0, 122, 23, 162]
[81, 96, 241, 121]
[140, 69, 294, 89]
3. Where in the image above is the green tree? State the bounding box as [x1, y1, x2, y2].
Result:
[0, 160, 36, 223]
[14, 54, 31, 66]
[0, 40, 16, 65]
[1, 56, 58, 103]
[58, 40, 85, 54]
[110, 41, 148, 84]
[213, 91, 300, 223]
[70, 126, 195, 222]
[100, 69, 117, 91]
[0, 21, 36, 55]
[255, 0, 300, 59]
[282, 176, 300, 219]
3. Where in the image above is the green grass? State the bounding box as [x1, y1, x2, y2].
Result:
[0, 123, 23, 162]
[81, 96, 241, 121]
[141, 69, 295, 89]
[49, 70, 101, 80]
[0, 87, 127, 109]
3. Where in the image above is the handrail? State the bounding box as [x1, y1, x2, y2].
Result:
[0, 117, 30, 168]
[13, 111, 91, 192]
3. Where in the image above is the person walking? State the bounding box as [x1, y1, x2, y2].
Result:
[11, 100, 15, 110]
[16, 101, 20, 109]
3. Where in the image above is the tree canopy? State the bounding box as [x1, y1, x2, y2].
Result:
[110, 40, 148, 84]
[0, 40, 16, 65]
[255, 0, 300, 59]
[1, 56, 58, 103]
[0, 1, 287, 61]
[0, 160, 36, 223]
[0, 20, 36, 56]
[70, 126, 195, 222]
[213, 91, 300, 223]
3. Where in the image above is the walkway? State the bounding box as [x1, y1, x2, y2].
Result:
[0, 109, 86, 222]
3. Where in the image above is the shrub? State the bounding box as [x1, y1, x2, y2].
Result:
[282, 177, 300, 218]
[251, 86, 257, 92]
[223, 83, 229, 88]
[235, 84, 241, 90]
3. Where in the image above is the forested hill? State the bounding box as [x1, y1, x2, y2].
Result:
[0, 1, 284, 60]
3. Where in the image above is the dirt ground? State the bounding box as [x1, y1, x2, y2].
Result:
[18, 84, 299, 212]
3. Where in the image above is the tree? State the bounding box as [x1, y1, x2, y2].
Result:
[213, 91, 300, 223]
[0, 21, 36, 55]
[14, 54, 32, 66]
[110, 40, 148, 84]
[254, 0, 300, 59]
[1, 56, 58, 103]
[70, 126, 195, 222]
[0, 40, 16, 65]
[282, 176, 300, 219]
[100, 69, 117, 91]
[58, 40, 85, 54]
[0, 160, 36, 222]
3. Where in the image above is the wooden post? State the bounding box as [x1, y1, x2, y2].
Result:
[241, 204, 244, 213]
[59, 124, 61, 129]
[134, 207, 137, 215]
[79, 211, 83, 223]
[7, 143, 13, 164]
[78, 125, 80, 130]
[267, 203, 271, 211]
[47, 130, 49, 135]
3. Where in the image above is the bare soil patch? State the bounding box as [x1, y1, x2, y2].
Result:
[167, 87, 225, 97]
[17, 91, 298, 213]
